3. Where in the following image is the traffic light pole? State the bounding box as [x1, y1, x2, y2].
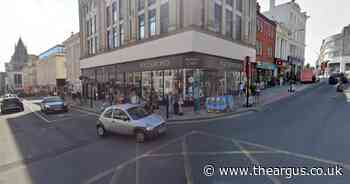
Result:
[245, 56, 250, 108]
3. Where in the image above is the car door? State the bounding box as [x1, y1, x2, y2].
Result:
[112, 109, 133, 135]
[101, 108, 114, 132]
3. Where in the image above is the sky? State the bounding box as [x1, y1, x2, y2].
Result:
[0, 0, 79, 72]
[0, 0, 349, 71]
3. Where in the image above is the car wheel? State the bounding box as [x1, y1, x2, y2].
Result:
[135, 131, 146, 143]
[97, 125, 107, 138]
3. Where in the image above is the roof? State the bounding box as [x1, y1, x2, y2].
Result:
[107, 104, 141, 111]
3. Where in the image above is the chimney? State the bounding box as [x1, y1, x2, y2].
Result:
[270, 0, 275, 10]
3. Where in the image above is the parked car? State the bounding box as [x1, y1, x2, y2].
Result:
[96, 104, 167, 143]
[340, 73, 348, 84]
[329, 75, 339, 85]
[40, 96, 69, 114]
[337, 83, 345, 92]
[1, 97, 24, 114]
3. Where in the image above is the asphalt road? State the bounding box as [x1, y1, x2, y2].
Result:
[0, 83, 350, 184]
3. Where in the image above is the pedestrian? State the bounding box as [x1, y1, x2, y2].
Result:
[239, 82, 244, 97]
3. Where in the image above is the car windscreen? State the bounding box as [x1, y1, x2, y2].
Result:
[127, 107, 150, 120]
[44, 97, 63, 103]
[3, 98, 20, 105]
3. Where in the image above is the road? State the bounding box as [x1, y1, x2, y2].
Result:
[0, 83, 350, 184]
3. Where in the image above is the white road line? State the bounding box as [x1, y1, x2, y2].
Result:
[236, 140, 350, 171]
[233, 140, 282, 184]
[168, 111, 254, 126]
[85, 131, 196, 184]
[182, 137, 194, 184]
[197, 131, 350, 171]
[145, 151, 277, 158]
[24, 102, 50, 123]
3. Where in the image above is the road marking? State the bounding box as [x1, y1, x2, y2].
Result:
[233, 140, 282, 184]
[24, 102, 50, 123]
[146, 150, 276, 158]
[236, 139, 350, 171]
[71, 108, 99, 117]
[182, 136, 194, 184]
[196, 131, 350, 171]
[168, 111, 254, 126]
[85, 131, 196, 184]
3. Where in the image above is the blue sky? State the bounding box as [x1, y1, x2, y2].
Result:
[0, 0, 350, 71]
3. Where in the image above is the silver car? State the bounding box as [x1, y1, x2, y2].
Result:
[96, 104, 167, 142]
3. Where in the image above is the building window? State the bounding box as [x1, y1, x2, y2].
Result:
[236, 0, 243, 12]
[113, 28, 119, 48]
[235, 15, 242, 40]
[148, 0, 156, 6]
[226, 0, 233, 7]
[160, 2, 169, 34]
[256, 41, 263, 56]
[120, 24, 125, 45]
[138, 14, 145, 40]
[267, 47, 273, 57]
[214, 3, 222, 33]
[112, 2, 118, 24]
[225, 10, 233, 37]
[119, 0, 124, 21]
[93, 15, 97, 34]
[138, 0, 145, 11]
[106, 6, 111, 27]
[148, 9, 156, 37]
[107, 31, 113, 49]
[257, 19, 262, 32]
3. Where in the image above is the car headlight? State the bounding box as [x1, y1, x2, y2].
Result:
[146, 127, 153, 131]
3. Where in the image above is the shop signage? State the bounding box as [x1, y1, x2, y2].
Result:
[139, 60, 171, 69]
[256, 63, 276, 70]
[104, 52, 243, 73]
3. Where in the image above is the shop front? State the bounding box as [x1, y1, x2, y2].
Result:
[81, 52, 244, 111]
[275, 58, 289, 85]
[255, 62, 277, 88]
[288, 56, 304, 81]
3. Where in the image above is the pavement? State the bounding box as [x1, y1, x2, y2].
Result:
[68, 83, 320, 122]
[1, 82, 350, 184]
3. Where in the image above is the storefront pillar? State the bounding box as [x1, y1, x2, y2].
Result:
[140, 72, 143, 100]
[162, 71, 165, 98]
[123, 72, 126, 98]
[183, 69, 186, 99]
[193, 69, 201, 112]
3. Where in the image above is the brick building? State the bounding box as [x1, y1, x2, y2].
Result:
[255, 3, 276, 87]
